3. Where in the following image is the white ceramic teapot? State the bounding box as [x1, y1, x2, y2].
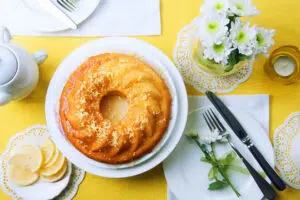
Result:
[0, 27, 47, 106]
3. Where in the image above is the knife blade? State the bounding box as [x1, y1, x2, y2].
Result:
[37, 0, 77, 30]
[205, 91, 286, 191]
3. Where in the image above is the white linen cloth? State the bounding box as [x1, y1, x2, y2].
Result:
[0, 0, 161, 36]
[167, 95, 270, 200]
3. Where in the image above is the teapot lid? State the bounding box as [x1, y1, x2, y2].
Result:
[0, 46, 18, 85]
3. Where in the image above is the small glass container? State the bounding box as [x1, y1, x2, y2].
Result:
[264, 45, 300, 84]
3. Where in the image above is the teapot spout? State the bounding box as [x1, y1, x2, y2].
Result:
[0, 26, 12, 43]
[33, 50, 48, 65]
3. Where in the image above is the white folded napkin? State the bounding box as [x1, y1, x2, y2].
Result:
[0, 0, 161, 36]
[167, 95, 270, 200]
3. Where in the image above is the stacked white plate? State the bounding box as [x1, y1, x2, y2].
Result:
[45, 37, 188, 178]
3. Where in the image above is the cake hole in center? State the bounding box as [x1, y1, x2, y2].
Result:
[100, 92, 128, 123]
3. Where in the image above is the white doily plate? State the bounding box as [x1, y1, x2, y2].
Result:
[173, 16, 254, 93]
[274, 112, 300, 189]
[0, 125, 85, 200]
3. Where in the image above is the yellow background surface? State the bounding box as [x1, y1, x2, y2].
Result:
[1, 0, 300, 199]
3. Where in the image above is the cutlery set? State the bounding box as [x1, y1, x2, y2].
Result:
[37, 0, 77, 30]
[205, 91, 286, 199]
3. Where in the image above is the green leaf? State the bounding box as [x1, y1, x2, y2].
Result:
[185, 130, 199, 139]
[227, 49, 239, 69]
[239, 54, 251, 61]
[200, 156, 212, 164]
[208, 167, 218, 181]
[219, 151, 237, 166]
[228, 165, 267, 179]
[208, 180, 228, 190]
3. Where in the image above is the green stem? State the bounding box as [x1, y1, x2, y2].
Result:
[193, 138, 212, 161]
[218, 167, 241, 197]
[192, 139, 241, 197]
[211, 144, 241, 197]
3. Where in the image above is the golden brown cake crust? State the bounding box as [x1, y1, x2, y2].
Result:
[59, 53, 171, 164]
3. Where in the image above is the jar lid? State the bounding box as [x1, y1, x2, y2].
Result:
[0, 46, 18, 85]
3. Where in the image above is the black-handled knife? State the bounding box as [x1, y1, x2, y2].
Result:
[205, 91, 286, 191]
[230, 145, 276, 200]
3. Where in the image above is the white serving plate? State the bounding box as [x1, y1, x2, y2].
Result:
[0, 125, 72, 200]
[163, 106, 275, 200]
[6, 0, 100, 32]
[45, 37, 188, 177]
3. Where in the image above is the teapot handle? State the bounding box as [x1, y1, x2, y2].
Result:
[0, 92, 12, 106]
[0, 26, 12, 43]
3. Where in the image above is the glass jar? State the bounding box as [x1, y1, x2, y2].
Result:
[264, 45, 300, 84]
[193, 40, 252, 76]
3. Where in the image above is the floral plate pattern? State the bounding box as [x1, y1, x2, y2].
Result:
[173, 16, 254, 93]
[0, 125, 85, 200]
[274, 112, 300, 189]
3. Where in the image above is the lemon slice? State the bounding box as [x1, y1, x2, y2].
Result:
[8, 154, 31, 169]
[8, 165, 39, 186]
[43, 147, 59, 168]
[14, 145, 43, 172]
[41, 138, 55, 165]
[41, 152, 66, 176]
[41, 160, 68, 182]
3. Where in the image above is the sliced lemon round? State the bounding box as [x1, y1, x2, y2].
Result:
[41, 160, 68, 182]
[41, 152, 66, 176]
[41, 138, 55, 165]
[43, 147, 59, 168]
[13, 145, 43, 172]
[8, 154, 30, 169]
[8, 165, 39, 186]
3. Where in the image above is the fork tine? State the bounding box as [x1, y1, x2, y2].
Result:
[209, 108, 226, 132]
[57, 0, 73, 12]
[203, 113, 213, 131]
[65, 0, 76, 9]
[203, 112, 216, 130]
[206, 110, 221, 132]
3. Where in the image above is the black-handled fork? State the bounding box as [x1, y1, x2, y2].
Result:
[203, 109, 277, 200]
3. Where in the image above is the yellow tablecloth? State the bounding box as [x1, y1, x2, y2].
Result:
[1, 0, 300, 199]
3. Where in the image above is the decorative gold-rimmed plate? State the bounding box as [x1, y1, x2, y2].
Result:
[0, 125, 74, 200]
[274, 112, 300, 189]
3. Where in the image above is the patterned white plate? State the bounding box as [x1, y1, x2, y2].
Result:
[0, 125, 85, 200]
[173, 16, 254, 93]
[274, 112, 300, 189]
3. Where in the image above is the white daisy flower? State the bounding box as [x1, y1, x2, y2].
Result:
[229, 0, 260, 17]
[199, 129, 223, 144]
[255, 28, 276, 55]
[200, 0, 230, 15]
[230, 19, 257, 56]
[203, 38, 234, 65]
[197, 13, 229, 45]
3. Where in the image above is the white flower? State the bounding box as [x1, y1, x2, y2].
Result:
[203, 38, 234, 65]
[199, 129, 223, 144]
[229, 0, 260, 16]
[254, 28, 275, 55]
[197, 13, 229, 45]
[230, 19, 257, 56]
[200, 0, 230, 15]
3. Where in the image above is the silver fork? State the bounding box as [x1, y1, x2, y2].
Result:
[203, 108, 276, 200]
[57, 0, 77, 12]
